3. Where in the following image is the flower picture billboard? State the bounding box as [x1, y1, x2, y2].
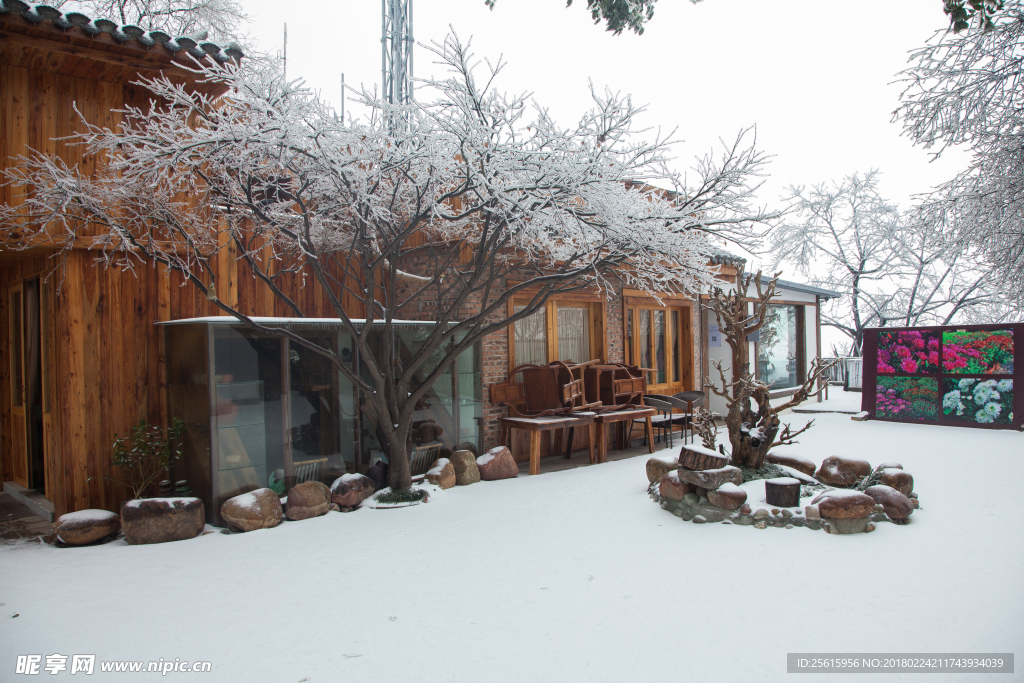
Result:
[863, 324, 1022, 430]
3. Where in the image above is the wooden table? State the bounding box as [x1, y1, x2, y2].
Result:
[593, 408, 656, 463]
[500, 414, 597, 475]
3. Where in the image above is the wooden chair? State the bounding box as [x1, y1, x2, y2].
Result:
[490, 360, 601, 418]
[410, 441, 443, 476]
[292, 457, 328, 484]
[672, 390, 707, 445]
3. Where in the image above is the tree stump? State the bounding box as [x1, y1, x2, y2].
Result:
[765, 477, 802, 508]
[678, 445, 730, 471]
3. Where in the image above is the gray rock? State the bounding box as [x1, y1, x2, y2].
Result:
[805, 505, 821, 520]
[692, 515, 707, 524]
[752, 509, 769, 520]
[754, 520, 767, 529]
[781, 509, 793, 519]
[682, 492, 700, 506]
[677, 465, 743, 490]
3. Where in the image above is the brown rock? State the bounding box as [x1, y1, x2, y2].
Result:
[221, 488, 283, 532]
[426, 458, 456, 489]
[707, 483, 747, 510]
[477, 446, 518, 481]
[878, 462, 903, 470]
[864, 484, 914, 521]
[331, 474, 376, 507]
[739, 503, 752, 515]
[286, 481, 331, 521]
[815, 456, 872, 488]
[774, 465, 819, 485]
[121, 498, 205, 545]
[805, 504, 821, 520]
[647, 455, 679, 484]
[678, 445, 730, 471]
[55, 509, 120, 545]
[658, 470, 692, 500]
[878, 468, 914, 496]
[450, 450, 481, 485]
[765, 451, 816, 476]
[677, 465, 742, 490]
[811, 490, 875, 519]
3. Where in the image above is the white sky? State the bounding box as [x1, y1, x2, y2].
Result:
[238, 0, 970, 354]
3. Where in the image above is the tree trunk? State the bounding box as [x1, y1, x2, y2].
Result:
[386, 426, 413, 491]
[765, 478, 801, 507]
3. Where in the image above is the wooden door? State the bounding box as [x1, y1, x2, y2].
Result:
[8, 286, 27, 487]
[629, 304, 693, 396]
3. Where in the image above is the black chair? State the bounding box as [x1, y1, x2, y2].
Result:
[672, 390, 706, 445]
[637, 395, 676, 448]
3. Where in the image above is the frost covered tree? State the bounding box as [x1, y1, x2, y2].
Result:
[52, 0, 246, 40]
[0, 35, 776, 492]
[766, 172, 1017, 355]
[896, 0, 1024, 302]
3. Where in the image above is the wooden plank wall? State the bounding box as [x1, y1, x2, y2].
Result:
[0, 49, 367, 516]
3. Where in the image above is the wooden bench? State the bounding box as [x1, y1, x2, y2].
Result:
[593, 408, 656, 463]
[500, 414, 597, 475]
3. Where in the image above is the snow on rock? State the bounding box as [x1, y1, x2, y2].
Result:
[679, 444, 730, 471]
[221, 488, 283, 533]
[678, 464, 742, 489]
[765, 451, 816, 476]
[864, 484, 914, 522]
[707, 482, 747, 510]
[811, 488, 875, 519]
[814, 455, 872, 487]
[120, 497, 204, 545]
[331, 474, 376, 508]
[425, 458, 456, 489]
[477, 446, 518, 480]
[286, 481, 331, 521]
[55, 509, 120, 546]
[878, 467, 914, 496]
[659, 470, 691, 500]
[646, 456, 678, 483]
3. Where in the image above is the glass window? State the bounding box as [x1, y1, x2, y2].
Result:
[639, 309, 651, 375]
[758, 304, 800, 389]
[557, 306, 590, 363]
[672, 310, 681, 383]
[626, 309, 633, 365]
[514, 305, 548, 366]
[654, 310, 666, 384]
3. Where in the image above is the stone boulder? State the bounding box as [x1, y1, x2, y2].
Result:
[678, 445, 730, 471]
[864, 484, 914, 521]
[658, 470, 692, 501]
[678, 465, 742, 490]
[765, 451, 816, 476]
[121, 498, 205, 545]
[877, 468, 914, 496]
[331, 474, 376, 507]
[774, 464, 819, 485]
[426, 458, 456, 489]
[647, 454, 679, 483]
[450, 450, 481, 486]
[220, 488, 283, 532]
[55, 509, 120, 545]
[811, 489, 875, 519]
[286, 481, 331, 521]
[366, 462, 389, 491]
[476, 446, 518, 481]
[707, 482, 747, 510]
[877, 462, 903, 470]
[815, 456, 872, 488]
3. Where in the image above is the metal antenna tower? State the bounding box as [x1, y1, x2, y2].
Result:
[381, 0, 413, 107]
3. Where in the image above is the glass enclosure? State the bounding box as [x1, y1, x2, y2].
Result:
[758, 304, 801, 389]
[164, 319, 482, 525]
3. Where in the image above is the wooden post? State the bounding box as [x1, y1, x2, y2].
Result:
[765, 477, 801, 508]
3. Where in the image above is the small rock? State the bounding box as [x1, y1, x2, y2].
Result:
[912, 499, 919, 509]
[221, 488, 283, 532]
[771, 508, 780, 516]
[805, 505, 821, 520]
[739, 503, 752, 515]
[425, 458, 456, 489]
[864, 484, 914, 521]
[781, 509, 793, 519]
[878, 468, 914, 496]
[329, 503, 341, 512]
[865, 522, 876, 532]
[646, 455, 679, 483]
[754, 520, 767, 529]
[786, 524, 793, 529]
[814, 455, 872, 488]
[909, 491, 918, 499]
[677, 465, 743, 490]
[121, 498, 205, 545]
[808, 519, 821, 531]
[286, 481, 331, 521]
[707, 483, 747, 510]
[331, 474, 376, 507]
[873, 504, 885, 513]
[811, 489, 875, 519]
[659, 471, 692, 501]
[682, 492, 700, 506]
[752, 509, 769, 520]
[694, 486, 709, 499]
[450, 450, 482, 485]
[765, 451, 816, 476]
[692, 515, 707, 524]
[476, 446, 518, 480]
[829, 516, 872, 534]
[54, 509, 121, 546]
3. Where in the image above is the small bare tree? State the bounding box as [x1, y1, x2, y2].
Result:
[703, 267, 834, 469]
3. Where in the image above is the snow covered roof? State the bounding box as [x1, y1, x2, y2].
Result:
[757, 275, 842, 300]
[702, 245, 746, 266]
[0, 0, 244, 63]
[157, 316, 447, 326]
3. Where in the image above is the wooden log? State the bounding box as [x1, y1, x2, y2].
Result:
[765, 477, 802, 508]
[678, 445, 730, 471]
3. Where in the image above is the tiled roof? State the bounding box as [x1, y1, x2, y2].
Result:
[0, 0, 243, 62]
[703, 244, 746, 266]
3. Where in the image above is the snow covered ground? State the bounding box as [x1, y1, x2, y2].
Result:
[2, 399, 1022, 682]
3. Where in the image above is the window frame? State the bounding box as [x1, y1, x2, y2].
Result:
[507, 294, 606, 375]
[623, 294, 695, 394]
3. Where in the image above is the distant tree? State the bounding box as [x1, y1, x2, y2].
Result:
[53, 0, 246, 40]
[896, 0, 1024, 302]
